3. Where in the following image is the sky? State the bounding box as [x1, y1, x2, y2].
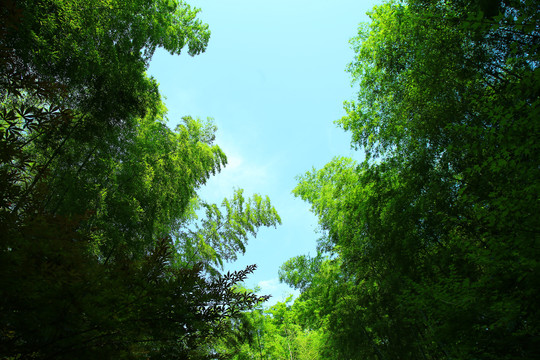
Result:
[148, 0, 378, 306]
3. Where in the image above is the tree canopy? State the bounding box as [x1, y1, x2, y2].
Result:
[281, 0, 540, 359]
[2, 0, 538, 358]
[1, 0, 280, 358]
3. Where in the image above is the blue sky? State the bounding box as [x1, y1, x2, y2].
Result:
[148, 0, 377, 305]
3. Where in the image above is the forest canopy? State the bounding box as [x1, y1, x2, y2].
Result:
[1, 0, 539, 359]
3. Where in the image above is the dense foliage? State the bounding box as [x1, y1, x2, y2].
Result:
[281, 0, 540, 359]
[1, 0, 280, 358]
[214, 295, 324, 360]
[2, 0, 539, 358]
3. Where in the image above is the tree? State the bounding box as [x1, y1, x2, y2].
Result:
[1, 1, 280, 358]
[175, 188, 281, 275]
[284, 0, 540, 359]
[215, 295, 324, 360]
[1, 0, 210, 221]
[1, 211, 269, 359]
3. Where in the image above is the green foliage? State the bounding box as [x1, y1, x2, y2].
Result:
[175, 189, 282, 275]
[1, 0, 279, 358]
[1, 210, 268, 359]
[278, 254, 322, 293]
[285, 0, 540, 359]
[216, 296, 324, 360]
